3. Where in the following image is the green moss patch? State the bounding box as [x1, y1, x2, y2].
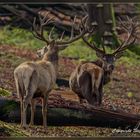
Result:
[0, 88, 11, 97]
[2, 100, 19, 114]
[0, 120, 29, 137]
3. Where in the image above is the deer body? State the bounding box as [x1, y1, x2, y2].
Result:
[14, 49, 57, 128]
[70, 16, 138, 106]
[14, 61, 56, 98]
[69, 60, 111, 106]
[14, 14, 137, 128]
[14, 15, 89, 129]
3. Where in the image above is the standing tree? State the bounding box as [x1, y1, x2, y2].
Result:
[87, 3, 120, 50]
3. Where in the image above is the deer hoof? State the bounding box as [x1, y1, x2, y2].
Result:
[43, 125, 47, 130]
[29, 123, 34, 128]
[20, 123, 23, 128]
[22, 125, 28, 129]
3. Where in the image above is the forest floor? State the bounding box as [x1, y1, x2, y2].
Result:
[0, 45, 140, 137]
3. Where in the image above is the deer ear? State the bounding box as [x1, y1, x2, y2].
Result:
[44, 46, 49, 51]
[96, 52, 104, 59]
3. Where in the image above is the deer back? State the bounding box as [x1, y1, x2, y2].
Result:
[69, 61, 104, 102]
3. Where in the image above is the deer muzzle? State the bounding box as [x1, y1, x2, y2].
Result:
[36, 50, 42, 58]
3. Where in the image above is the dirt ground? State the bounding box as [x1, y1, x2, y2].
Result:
[0, 44, 140, 137]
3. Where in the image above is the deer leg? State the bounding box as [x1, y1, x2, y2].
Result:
[42, 94, 48, 129]
[14, 77, 24, 127]
[20, 99, 23, 127]
[79, 97, 84, 104]
[22, 102, 27, 128]
[98, 81, 104, 106]
[98, 90, 103, 105]
[22, 93, 33, 128]
[29, 99, 35, 127]
[96, 90, 100, 106]
[79, 96, 88, 105]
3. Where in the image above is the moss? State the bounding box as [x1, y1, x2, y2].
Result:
[0, 88, 11, 97]
[2, 100, 19, 114]
[128, 44, 140, 56]
[60, 39, 97, 61]
[0, 26, 44, 50]
[0, 26, 140, 67]
[0, 120, 29, 137]
[0, 52, 27, 67]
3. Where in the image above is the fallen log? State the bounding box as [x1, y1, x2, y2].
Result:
[0, 96, 139, 129]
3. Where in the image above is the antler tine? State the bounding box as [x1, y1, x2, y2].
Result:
[38, 16, 45, 38]
[113, 30, 133, 54]
[32, 14, 54, 44]
[56, 15, 89, 45]
[82, 15, 105, 54]
[32, 17, 39, 38]
[32, 17, 46, 41]
[118, 17, 129, 31]
[39, 12, 54, 26]
[42, 16, 54, 26]
[49, 26, 55, 41]
[115, 38, 136, 54]
[81, 15, 88, 31]
[70, 16, 77, 40]
[101, 37, 106, 53]
[58, 31, 65, 42]
[39, 15, 54, 36]
[113, 17, 138, 55]
[82, 35, 105, 54]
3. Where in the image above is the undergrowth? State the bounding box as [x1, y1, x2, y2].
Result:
[0, 26, 140, 65]
[0, 88, 11, 97]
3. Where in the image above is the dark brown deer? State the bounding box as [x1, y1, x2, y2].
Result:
[69, 17, 139, 106]
[14, 15, 89, 129]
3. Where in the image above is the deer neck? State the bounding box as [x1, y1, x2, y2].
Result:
[102, 64, 113, 85]
[42, 52, 59, 75]
[93, 59, 104, 68]
[94, 59, 113, 84]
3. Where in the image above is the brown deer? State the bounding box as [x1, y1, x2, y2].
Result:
[69, 17, 139, 106]
[14, 15, 89, 129]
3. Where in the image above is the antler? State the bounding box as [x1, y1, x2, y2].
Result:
[32, 14, 91, 47]
[82, 16, 139, 56]
[55, 15, 91, 45]
[113, 16, 139, 55]
[32, 14, 54, 45]
[82, 22, 106, 55]
[82, 36, 105, 55]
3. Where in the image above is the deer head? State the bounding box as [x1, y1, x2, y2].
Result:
[82, 17, 139, 73]
[32, 15, 90, 59]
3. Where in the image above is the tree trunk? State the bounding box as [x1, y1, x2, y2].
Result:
[87, 4, 118, 47]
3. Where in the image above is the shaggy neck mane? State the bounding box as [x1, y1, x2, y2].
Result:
[91, 59, 103, 68]
[92, 59, 111, 74]
[92, 59, 112, 84]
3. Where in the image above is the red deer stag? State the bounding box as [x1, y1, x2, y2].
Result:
[69, 17, 139, 106]
[14, 15, 89, 129]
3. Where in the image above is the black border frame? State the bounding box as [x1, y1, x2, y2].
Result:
[0, 1, 140, 139]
